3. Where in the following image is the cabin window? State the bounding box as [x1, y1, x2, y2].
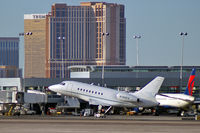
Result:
[86, 90, 88, 92]
[95, 92, 97, 94]
[92, 91, 94, 93]
[98, 92, 100, 95]
[89, 90, 91, 93]
[101, 93, 103, 95]
[83, 89, 85, 91]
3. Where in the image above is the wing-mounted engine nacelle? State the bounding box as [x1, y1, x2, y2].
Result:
[116, 92, 139, 102]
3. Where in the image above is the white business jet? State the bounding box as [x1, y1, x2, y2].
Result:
[48, 76, 164, 114]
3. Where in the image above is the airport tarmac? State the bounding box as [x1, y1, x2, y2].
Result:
[0, 115, 200, 133]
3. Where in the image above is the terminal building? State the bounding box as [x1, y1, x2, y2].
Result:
[2, 65, 199, 95]
[20, 66, 200, 98]
[1, 65, 200, 115]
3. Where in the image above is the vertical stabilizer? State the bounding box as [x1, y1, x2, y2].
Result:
[184, 68, 195, 96]
[135, 76, 164, 97]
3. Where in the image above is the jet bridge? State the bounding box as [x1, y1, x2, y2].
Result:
[16, 90, 47, 104]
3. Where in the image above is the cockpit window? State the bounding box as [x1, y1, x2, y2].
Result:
[60, 82, 65, 86]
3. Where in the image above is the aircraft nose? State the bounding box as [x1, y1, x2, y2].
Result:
[48, 85, 58, 92]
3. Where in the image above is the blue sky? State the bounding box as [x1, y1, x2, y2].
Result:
[0, 0, 200, 69]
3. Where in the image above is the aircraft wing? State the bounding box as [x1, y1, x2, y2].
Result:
[89, 98, 110, 106]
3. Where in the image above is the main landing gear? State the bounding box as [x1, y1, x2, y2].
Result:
[94, 105, 112, 118]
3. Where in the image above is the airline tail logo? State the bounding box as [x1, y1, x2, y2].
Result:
[184, 68, 195, 96]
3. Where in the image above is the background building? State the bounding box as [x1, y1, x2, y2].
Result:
[24, 14, 47, 78]
[0, 37, 21, 77]
[24, 2, 126, 78]
[0, 66, 21, 78]
[83, 2, 126, 66]
[0, 37, 19, 67]
[46, 3, 96, 78]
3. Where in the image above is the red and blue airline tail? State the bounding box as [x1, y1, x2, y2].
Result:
[184, 68, 196, 96]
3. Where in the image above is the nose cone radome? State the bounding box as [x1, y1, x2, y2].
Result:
[48, 85, 59, 92]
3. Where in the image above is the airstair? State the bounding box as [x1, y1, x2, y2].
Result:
[57, 96, 80, 108]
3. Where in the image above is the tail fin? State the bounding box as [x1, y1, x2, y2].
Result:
[135, 76, 164, 97]
[184, 68, 195, 96]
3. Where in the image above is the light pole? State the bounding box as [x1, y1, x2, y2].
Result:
[133, 35, 141, 66]
[19, 32, 33, 91]
[179, 32, 187, 91]
[58, 36, 65, 78]
[102, 32, 109, 86]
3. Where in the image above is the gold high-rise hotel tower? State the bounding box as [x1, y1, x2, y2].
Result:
[24, 14, 47, 78]
[24, 2, 126, 78]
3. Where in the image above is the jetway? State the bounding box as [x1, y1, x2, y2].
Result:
[0, 90, 47, 115]
[16, 90, 47, 104]
[0, 91, 17, 103]
[0, 91, 18, 116]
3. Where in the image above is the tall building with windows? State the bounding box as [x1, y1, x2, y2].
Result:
[0, 37, 19, 67]
[24, 2, 126, 78]
[0, 37, 21, 77]
[82, 2, 126, 66]
[46, 3, 96, 78]
[24, 14, 47, 78]
[45, 2, 126, 78]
